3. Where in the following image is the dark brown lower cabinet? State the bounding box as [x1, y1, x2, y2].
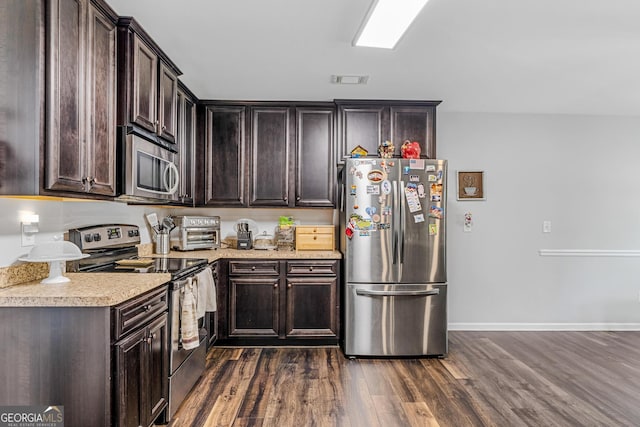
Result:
[0, 285, 169, 427]
[285, 276, 337, 338]
[114, 313, 168, 427]
[229, 277, 280, 337]
[222, 259, 340, 345]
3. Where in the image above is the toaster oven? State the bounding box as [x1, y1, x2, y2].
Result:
[170, 216, 220, 251]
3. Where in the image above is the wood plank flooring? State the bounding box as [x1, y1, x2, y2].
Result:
[167, 331, 640, 426]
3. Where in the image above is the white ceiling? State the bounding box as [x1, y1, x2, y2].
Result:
[106, 0, 640, 116]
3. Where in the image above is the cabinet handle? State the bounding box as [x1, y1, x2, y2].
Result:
[146, 332, 157, 345]
[313, 236, 317, 240]
[284, 196, 288, 202]
[89, 177, 95, 189]
[309, 266, 314, 272]
[143, 304, 152, 312]
[162, 125, 166, 131]
[251, 266, 256, 271]
[296, 196, 301, 201]
[274, 283, 278, 288]
[287, 283, 291, 288]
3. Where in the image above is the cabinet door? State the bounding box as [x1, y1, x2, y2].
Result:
[45, 0, 87, 193]
[146, 314, 169, 425]
[132, 35, 157, 134]
[337, 105, 387, 162]
[285, 276, 338, 338]
[296, 107, 335, 207]
[249, 107, 292, 206]
[229, 277, 280, 337]
[115, 326, 146, 427]
[204, 106, 246, 206]
[158, 61, 178, 143]
[85, 2, 116, 195]
[390, 106, 437, 159]
[176, 88, 195, 204]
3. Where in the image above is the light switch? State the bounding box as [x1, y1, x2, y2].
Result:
[543, 221, 552, 233]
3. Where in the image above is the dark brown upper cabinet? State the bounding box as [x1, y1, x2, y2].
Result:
[201, 102, 335, 208]
[117, 17, 181, 146]
[295, 106, 336, 207]
[202, 105, 247, 207]
[45, 0, 118, 196]
[336, 100, 441, 162]
[249, 106, 293, 207]
[176, 82, 197, 206]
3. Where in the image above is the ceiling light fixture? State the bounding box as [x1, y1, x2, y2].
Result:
[353, 0, 429, 49]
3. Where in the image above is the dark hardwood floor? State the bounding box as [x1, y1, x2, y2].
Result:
[167, 331, 640, 426]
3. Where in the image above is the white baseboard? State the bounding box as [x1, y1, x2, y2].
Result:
[448, 323, 640, 331]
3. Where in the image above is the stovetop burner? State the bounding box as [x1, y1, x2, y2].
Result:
[93, 257, 208, 277]
[67, 224, 209, 280]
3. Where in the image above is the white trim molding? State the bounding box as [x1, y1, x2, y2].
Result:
[539, 249, 640, 257]
[449, 323, 640, 331]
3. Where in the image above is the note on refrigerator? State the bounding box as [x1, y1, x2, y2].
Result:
[404, 187, 422, 213]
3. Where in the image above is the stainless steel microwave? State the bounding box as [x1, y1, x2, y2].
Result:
[118, 134, 180, 203]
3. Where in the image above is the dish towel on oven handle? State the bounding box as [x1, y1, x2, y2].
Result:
[181, 278, 200, 350]
[195, 266, 216, 319]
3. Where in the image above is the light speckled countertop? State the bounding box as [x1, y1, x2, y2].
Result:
[158, 248, 342, 261]
[0, 249, 341, 308]
[0, 273, 171, 307]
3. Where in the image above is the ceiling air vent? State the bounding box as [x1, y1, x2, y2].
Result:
[331, 75, 369, 85]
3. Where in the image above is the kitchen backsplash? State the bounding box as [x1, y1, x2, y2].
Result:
[0, 198, 336, 272]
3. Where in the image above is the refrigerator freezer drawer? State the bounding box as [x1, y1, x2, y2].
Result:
[343, 283, 447, 357]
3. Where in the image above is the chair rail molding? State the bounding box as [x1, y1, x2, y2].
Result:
[538, 249, 640, 257]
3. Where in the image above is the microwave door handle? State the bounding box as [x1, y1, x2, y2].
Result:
[163, 162, 180, 195]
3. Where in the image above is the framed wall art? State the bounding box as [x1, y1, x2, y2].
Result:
[457, 171, 485, 200]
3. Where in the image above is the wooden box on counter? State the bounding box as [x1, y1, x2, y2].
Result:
[295, 226, 335, 250]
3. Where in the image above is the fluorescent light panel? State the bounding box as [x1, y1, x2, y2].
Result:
[354, 0, 429, 49]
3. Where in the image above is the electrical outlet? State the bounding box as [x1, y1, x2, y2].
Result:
[543, 221, 552, 233]
[21, 230, 35, 246]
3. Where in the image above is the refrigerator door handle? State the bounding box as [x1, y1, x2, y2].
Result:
[392, 180, 399, 265]
[399, 180, 405, 264]
[355, 288, 440, 297]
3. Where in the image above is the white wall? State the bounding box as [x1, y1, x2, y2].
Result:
[439, 112, 640, 329]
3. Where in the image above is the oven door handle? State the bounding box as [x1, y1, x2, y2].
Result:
[355, 288, 440, 297]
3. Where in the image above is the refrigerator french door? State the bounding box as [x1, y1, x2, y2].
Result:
[341, 158, 447, 357]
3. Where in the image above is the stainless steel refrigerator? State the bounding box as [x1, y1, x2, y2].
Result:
[340, 158, 447, 357]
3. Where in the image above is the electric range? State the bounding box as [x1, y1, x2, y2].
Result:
[68, 224, 212, 422]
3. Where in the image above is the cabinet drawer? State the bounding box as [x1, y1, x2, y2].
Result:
[287, 260, 337, 276]
[295, 225, 334, 235]
[229, 260, 280, 275]
[112, 285, 168, 340]
[296, 233, 334, 250]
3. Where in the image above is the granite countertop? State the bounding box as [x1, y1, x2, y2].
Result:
[0, 248, 342, 308]
[0, 273, 171, 308]
[156, 248, 343, 262]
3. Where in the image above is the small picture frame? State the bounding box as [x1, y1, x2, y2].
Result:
[457, 171, 485, 200]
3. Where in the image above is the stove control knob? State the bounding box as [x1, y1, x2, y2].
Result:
[93, 233, 102, 242]
[128, 229, 138, 237]
[84, 234, 93, 243]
